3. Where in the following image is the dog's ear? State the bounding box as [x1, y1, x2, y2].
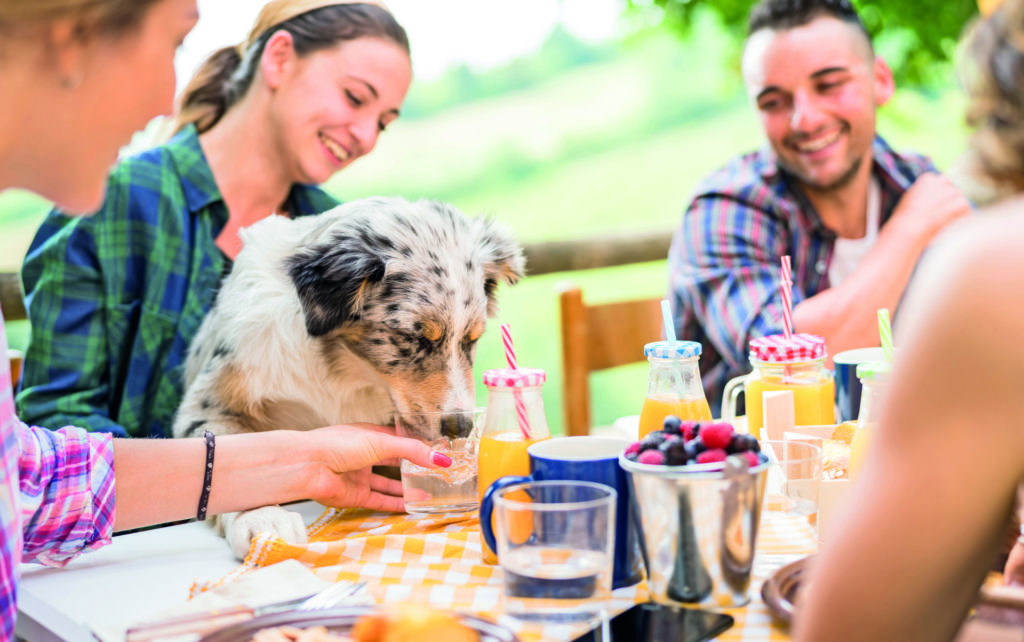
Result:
[285, 234, 387, 337]
[474, 217, 525, 316]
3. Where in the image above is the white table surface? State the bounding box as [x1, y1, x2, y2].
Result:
[16, 501, 324, 642]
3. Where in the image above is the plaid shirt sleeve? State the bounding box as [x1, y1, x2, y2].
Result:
[18, 424, 115, 567]
[669, 191, 803, 374]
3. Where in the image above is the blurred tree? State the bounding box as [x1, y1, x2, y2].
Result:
[629, 0, 980, 87]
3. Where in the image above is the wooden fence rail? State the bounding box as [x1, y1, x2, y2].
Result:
[0, 229, 673, 323]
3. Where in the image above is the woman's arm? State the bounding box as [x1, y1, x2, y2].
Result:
[111, 425, 444, 531]
[795, 211, 1024, 641]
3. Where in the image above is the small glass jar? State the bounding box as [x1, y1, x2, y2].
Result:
[723, 334, 834, 437]
[638, 341, 711, 439]
[477, 368, 550, 562]
[849, 361, 890, 477]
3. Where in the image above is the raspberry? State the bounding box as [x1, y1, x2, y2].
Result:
[624, 441, 642, 457]
[662, 415, 683, 435]
[680, 421, 699, 441]
[744, 451, 761, 467]
[659, 440, 690, 465]
[637, 449, 666, 465]
[700, 422, 735, 450]
[696, 448, 727, 464]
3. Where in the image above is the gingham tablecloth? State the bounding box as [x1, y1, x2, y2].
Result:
[203, 508, 815, 641]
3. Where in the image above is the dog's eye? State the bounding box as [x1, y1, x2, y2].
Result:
[468, 321, 485, 343]
[421, 319, 444, 343]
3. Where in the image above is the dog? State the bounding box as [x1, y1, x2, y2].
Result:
[173, 196, 524, 558]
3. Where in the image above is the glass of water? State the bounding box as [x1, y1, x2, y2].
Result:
[492, 480, 615, 625]
[761, 440, 823, 537]
[394, 409, 482, 514]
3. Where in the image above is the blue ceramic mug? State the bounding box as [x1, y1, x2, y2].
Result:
[834, 347, 886, 423]
[480, 436, 643, 589]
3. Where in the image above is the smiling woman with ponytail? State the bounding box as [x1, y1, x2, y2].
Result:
[16, 0, 413, 440]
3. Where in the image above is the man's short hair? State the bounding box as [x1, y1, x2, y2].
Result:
[747, 0, 871, 46]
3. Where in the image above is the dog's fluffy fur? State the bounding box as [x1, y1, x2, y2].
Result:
[173, 197, 524, 558]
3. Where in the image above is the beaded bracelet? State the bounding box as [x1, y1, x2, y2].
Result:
[196, 431, 215, 521]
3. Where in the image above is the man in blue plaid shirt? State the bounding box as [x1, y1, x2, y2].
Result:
[669, 0, 972, 414]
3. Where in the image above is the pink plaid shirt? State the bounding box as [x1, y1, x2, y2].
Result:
[0, 306, 115, 639]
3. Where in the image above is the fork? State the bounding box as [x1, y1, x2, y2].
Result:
[296, 580, 368, 611]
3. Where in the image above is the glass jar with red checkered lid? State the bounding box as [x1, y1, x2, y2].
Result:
[722, 333, 835, 437]
[476, 367, 549, 561]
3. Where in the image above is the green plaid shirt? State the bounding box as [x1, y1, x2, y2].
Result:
[17, 125, 338, 438]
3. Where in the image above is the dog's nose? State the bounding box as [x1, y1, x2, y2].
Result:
[440, 412, 474, 439]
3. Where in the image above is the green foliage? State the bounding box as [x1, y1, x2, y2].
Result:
[401, 26, 617, 120]
[630, 0, 980, 86]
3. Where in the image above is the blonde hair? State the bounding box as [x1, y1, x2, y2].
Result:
[173, 1, 408, 135]
[0, 0, 162, 38]
[964, 0, 1024, 192]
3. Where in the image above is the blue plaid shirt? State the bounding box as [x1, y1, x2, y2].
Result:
[668, 135, 934, 415]
[17, 125, 338, 438]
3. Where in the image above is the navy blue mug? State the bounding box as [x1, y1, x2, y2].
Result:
[834, 347, 886, 423]
[480, 436, 643, 589]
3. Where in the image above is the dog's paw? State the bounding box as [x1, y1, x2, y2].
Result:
[223, 506, 308, 560]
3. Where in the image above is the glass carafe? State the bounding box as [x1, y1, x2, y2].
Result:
[638, 341, 712, 439]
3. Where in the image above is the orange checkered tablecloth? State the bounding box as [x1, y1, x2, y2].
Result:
[208, 508, 816, 641]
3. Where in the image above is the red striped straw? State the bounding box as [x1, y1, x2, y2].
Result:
[500, 323, 532, 440]
[781, 255, 793, 341]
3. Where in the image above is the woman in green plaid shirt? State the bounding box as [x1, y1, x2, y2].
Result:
[17, 1, 413, 438]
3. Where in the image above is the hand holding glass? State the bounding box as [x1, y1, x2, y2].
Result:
[394, 409, 482, 514]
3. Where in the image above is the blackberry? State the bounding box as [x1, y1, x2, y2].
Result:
[640, 432, 668, 451]
[660, 440, 690, 466]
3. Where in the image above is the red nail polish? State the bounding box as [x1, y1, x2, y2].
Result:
[431, 451, 453, 467]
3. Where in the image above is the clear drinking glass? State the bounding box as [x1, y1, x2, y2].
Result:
[394, 409, 483, 514]
[760, 440, 823, 538]
[492, 480, 615, 625]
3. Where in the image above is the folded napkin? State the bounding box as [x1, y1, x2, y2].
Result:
[92, 559, 338, 642]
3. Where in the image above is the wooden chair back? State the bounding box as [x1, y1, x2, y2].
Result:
[558, 282, 662, 436]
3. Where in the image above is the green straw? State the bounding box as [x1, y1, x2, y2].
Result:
[661, 299, 677, 343]
[878, 308, 895, 362]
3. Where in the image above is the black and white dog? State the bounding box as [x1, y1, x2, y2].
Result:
[173, 196, 524, 558]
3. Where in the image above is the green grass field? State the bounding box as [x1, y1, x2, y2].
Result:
[0, 30, 971, 434]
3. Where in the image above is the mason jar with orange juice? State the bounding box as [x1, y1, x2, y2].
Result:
[849, 361, 890, 477]
[638, 341, 712, 439]
[722, 333, 835, 438]
[477, 367, 549, 562]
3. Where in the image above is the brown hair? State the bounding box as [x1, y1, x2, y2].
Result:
[0, 0, 163, 39]
[173, 2, 409, 135]
[964, 0, 1024, 192]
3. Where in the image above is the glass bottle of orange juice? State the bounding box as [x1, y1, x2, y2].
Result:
[477, 367, 549, 562]
[723, 334, 835, 438]
[638, 341, 712, 439]
[849, 361, 890, 477]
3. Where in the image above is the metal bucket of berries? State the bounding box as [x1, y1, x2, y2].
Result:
[619, 417, 768, 609]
